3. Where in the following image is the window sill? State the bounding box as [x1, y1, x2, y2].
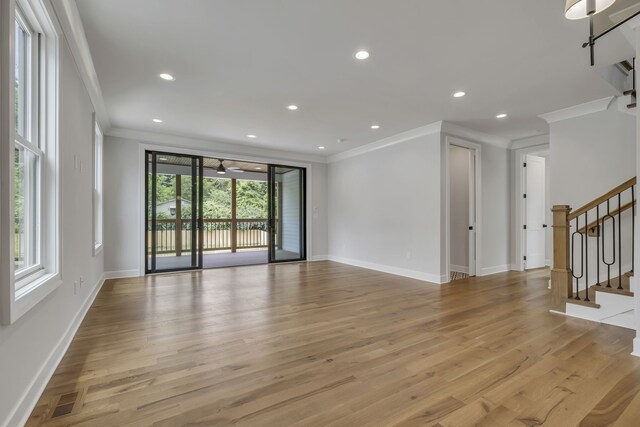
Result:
[12, 272, 61, 323]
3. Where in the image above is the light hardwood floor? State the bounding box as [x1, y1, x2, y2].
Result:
[27, 262, 640, 426]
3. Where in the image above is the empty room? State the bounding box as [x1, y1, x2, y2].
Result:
[3, 0, 640, 425]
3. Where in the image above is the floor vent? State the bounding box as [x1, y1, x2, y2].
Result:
[51, 391, 79, 418]
[450, 271, 469, 281]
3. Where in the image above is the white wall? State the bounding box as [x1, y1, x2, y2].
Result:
[550, 107, 636, 207]
[0, 43, 104, 425]
[328, 131, 443, 283]
[104, 135, 328, 275]
[449, 145, 470, 271]
[477, 143, 511, 275]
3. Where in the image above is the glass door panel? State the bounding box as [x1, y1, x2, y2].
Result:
[146, 152, 203, 273]
[268, 165, 306, 262]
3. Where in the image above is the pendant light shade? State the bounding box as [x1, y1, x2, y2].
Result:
[565, 0, 616, 20]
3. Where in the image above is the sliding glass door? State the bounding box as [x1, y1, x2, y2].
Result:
[146, 152, 203, 273]
[268, 165, 306, 262]
[145, 152, 306, 272]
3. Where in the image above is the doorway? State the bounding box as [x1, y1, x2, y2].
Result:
[145, 151, 306, 274]
[448, 144, 477, 281]
[523, 153, 549, 270]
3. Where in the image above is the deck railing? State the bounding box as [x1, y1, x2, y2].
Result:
[150, 218, 268, 255]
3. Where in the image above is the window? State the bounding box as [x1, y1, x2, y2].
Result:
[14, 7, 42, 282]
[94, 120, 103, 254]
[2, 0, 60, 324]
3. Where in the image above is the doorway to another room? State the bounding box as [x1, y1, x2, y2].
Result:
[523, 153, 550, 270]
[448, 143, 478, 282]
[145, 151, 306, 273]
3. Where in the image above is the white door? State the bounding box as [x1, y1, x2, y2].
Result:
[525, 155, 546, 269]
[468, 150, 476, 276]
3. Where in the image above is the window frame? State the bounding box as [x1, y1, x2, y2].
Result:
[93, 117, 104, 255]
[14, 4, 44, 284]
[1, 0, 61, 325]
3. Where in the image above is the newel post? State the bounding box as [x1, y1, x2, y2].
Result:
[551, 205, 573, 312]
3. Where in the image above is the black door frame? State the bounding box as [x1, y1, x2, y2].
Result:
[145, 150, 203, 274]
[267, 164, 307, 263]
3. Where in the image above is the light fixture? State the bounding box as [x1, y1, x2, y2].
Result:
[355, 50, 370, 60]
[159, 157, 168, 161]
[255, 167, 262, 170]
[152, 118, 163, 123]
[565, 0, 631, 66]
[216, 159, 226, 175]
[370, 125, 380, 129]
[247, 134, 257, 138]
[453, 91, 466, 98]
[287, 105, 298, 110]
[565, 0, 615, 20]
[318, 146, 325, 150]
[496, 113, 508, 119]
[159, 73, 175, 81]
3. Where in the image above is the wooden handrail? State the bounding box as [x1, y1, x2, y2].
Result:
[551, 176, 636, 313]
[568, 177, 637, 221]
[578, 201, 636, 234]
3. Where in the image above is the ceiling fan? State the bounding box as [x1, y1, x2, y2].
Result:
[216, 159, 244, 175]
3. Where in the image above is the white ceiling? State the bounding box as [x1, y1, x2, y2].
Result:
[76, 0, 634, 155]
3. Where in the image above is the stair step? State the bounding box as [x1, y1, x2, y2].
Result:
[593, 273, 634, 296]
[628, 103, 637, 109]
[566, 272, 634, 308]
[566, 295, 600, 309]
[624, 89, 636, 96]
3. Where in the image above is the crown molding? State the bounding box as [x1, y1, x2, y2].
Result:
[106, 127, 328, 164]
[539, 96, 615, 124]
[50, 0, 111, 131]
[510, 134, 550, 150]
[440, 121, 511, 149]
[327, 121, 443, 163]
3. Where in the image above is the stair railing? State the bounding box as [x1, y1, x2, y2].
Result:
[551, 177, 636, 312]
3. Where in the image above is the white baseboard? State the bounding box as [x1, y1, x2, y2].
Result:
[5, 274, 106, 427]
[478, 264, 510, 276]
[103, 269, 140, 279]
[327, 255, 443, 284]
[309, 255, 328, 261]
[509, 264, 520, 271]
[450, 264, 469, 274]
[633, 338, 640, 358]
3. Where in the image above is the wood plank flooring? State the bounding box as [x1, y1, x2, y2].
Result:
[26, 261, 640, 426]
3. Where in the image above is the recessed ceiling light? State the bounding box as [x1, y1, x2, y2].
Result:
[287, 105, 299, 110]
[371, 124, 380, 129]
[255, 167, 262, 170]
[453, 91, 466, 98]
[318, 146, 325, 150]
[247, 134, 257, 138]
[152, 118, 163, 123]
[355, 50, 370, 60]
[159, 73, 175, 81]
[496, 113, 508, 119]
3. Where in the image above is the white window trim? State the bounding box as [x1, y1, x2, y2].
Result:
[1, 0, 61, 325]
[93, 116, 104, 255]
